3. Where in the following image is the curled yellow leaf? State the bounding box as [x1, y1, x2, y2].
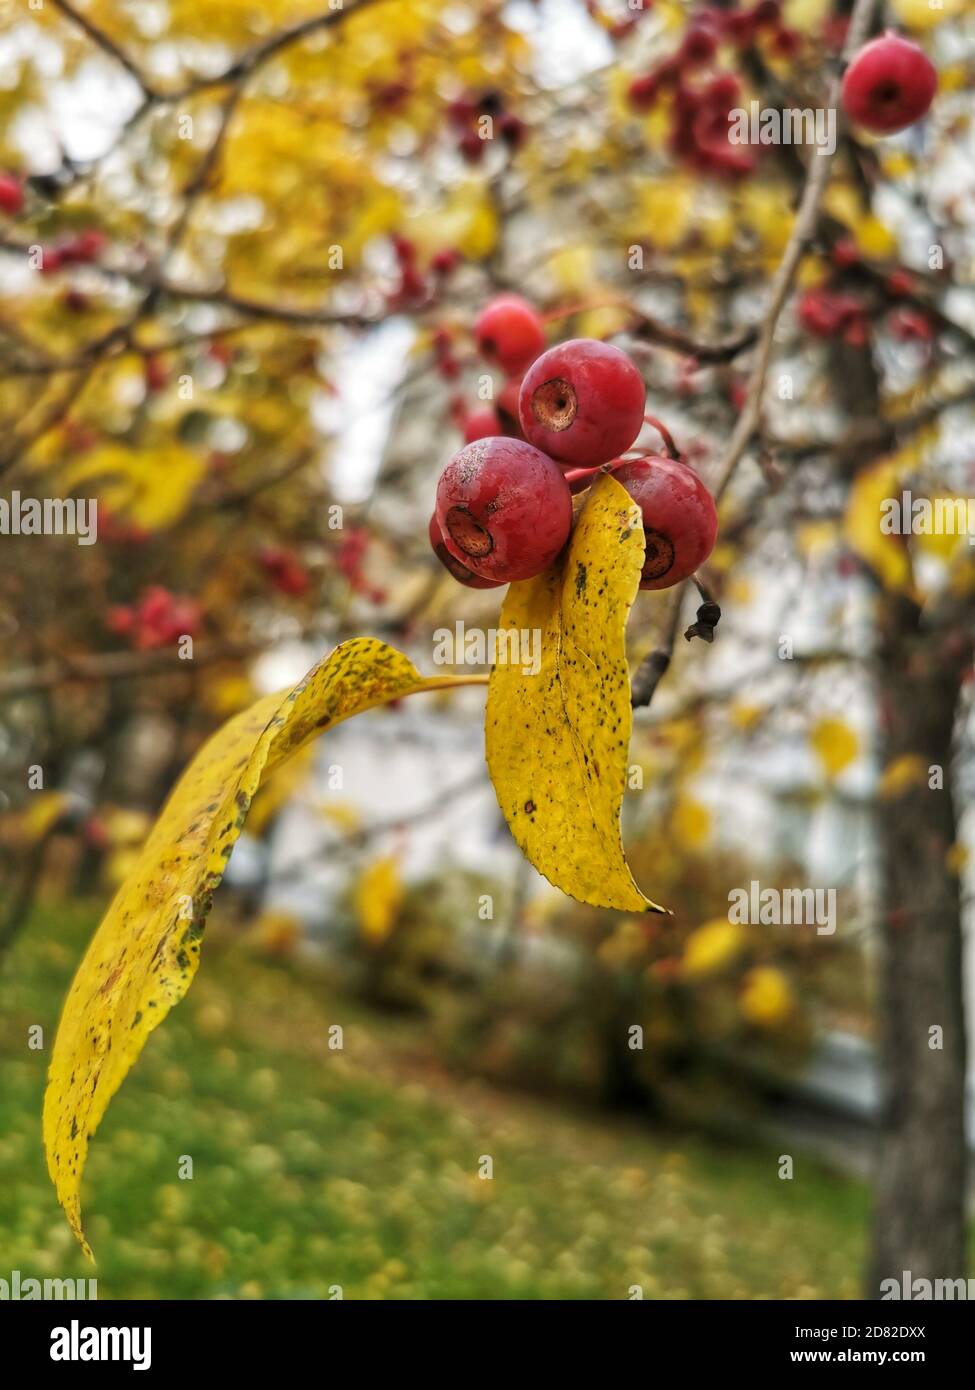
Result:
[485, 474, 663, 914]
[44, 639, 484, 1257]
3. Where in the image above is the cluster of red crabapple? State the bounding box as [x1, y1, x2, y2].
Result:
[430, 294, 719, 592]
[428, 22, 941, 594]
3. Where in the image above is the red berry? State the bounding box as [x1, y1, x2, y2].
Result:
[724, 10, 756, 47]
[106, 605, 134, 636]
[885, 268, 914, 297]
[681, 24, 718, 67]
[458, 130, 485, 164]
[518, 338, 646, 467]
[841, 34, 937, 136]
[445, 95, 477, 129]
[428, 514, 503, 589]
[770, 25, 801, 58]
[435, 438, 572, 583]
[391, 234, 416, 265]
[842, 315, 870, 348]
[798, 287, 863, 338]
[752, 0, 782, 26]
[462, 406, 501, 443]
[627, 74, 659, 112]
[431, 247, 461, 276]
[474, 294, 545, 375]
[62, 229, 107, 264]
[498, 113, 528, 150]
[143, 354, 167, 392]
[612, 456, 718, 590]
[888, 305, 934, 342]
[831, 236, 860, 269]
[259, 547, 311, 596]
[0, 173, 24, 216]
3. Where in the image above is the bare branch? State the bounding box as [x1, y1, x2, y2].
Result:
[49, 0, 157, 97]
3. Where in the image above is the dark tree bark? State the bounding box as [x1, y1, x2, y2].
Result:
[867, 591, 971, 1295]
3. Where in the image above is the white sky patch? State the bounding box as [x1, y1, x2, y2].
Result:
[315, 317, 417, 506]
[48, 58, 144, 163]
[504, 0, 613, 88]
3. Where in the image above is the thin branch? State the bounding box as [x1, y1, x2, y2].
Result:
[166, 0, 389, 100]
[49, 0, 157, 97]
[630, 584, 687, 710]
[0, 642, 259, 700]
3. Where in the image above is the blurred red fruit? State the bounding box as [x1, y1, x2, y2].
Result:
[0, 173, 24, 215]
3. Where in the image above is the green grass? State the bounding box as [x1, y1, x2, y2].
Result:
[0, 903, 867, 1299]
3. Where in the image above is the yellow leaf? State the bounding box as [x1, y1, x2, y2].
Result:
[844, 458, 914, 594]
[547, 244, 593, 296]
[878, 753, 927, 800]
[796, 520, 838, 559]
[485, 474, 663, 913]
[245, 745, 314, 837]
[249, 909, 302, 957]
[946, 843, 968, 876]
[60, 443, 205, 530]
[44, 639, 485, 1257]
[810, 717, 859, 779]
[673, 795, 711, 849]
[891, 0, 963, 28]
[355, 855, 403, 944]
[5, 791, 70, 845]
[912, 496, 969, 563]
[318, 800, 361, 833]
[683, 919, 745, 978]
[740, 967, 794, 1027]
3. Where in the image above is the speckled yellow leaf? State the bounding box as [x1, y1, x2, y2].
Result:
[44, 639, 485, 1258]
[485, 474, 663, 914]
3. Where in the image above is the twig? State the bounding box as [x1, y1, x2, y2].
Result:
[0, 642, 259, 699]
[630, 585, 686, 710]
[49, 0, 157, 98]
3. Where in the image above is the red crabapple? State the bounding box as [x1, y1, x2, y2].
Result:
[474, 294, 545, 375]
[428, 514, 503, 588]
[462, 406, 502, 443]
[518, 338, 646, 467]
[435, 437, 572, 583]
[611, 456, 718, 591]
[841, 33, 937, 136]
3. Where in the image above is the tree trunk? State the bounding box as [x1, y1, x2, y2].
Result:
[868, 594, 969, 1294]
